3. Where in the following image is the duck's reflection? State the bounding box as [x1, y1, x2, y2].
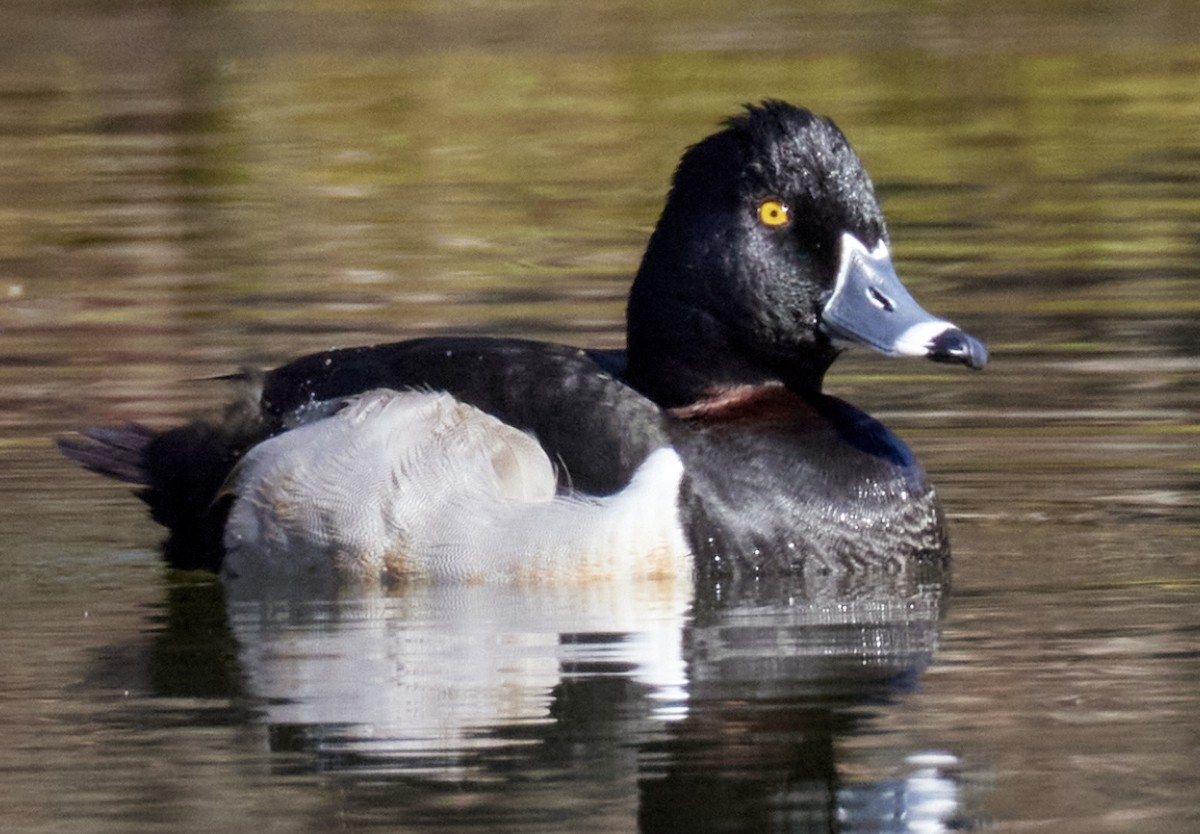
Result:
[189, 565, 966, 830]
[640, 569, 957, 832]
[228, 576, 693, 776]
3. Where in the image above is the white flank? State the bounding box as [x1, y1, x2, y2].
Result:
[222, 389, 691, 589]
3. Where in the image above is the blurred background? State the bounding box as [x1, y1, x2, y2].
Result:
[1, 1, 1197, 832]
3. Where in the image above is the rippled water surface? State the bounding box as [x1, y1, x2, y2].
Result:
[2, 1, 1198, 832]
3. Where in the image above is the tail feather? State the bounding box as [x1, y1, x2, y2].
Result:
[58, 393, 272, 573]
[57, 423, 157, 485]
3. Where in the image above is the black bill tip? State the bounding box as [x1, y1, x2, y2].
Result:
[927, 328, 989, 370]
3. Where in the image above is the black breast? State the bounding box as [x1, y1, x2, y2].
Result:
[669, 388, 948, 581]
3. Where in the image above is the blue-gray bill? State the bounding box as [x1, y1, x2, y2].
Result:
[820, 233, 988, 371]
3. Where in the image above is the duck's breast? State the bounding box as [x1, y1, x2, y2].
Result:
[670, 388, 946, 578]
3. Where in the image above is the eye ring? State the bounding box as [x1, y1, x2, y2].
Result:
[757, 198, 791, 229]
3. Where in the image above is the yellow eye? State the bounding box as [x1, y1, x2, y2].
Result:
[757, 198, 791, 229]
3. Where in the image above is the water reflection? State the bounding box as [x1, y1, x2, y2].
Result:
[642, 570, 954, 832]
[149, 564, 961, 831]
[231, 578, 693, 770]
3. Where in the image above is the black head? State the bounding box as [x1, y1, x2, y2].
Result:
[625, 101, 984, 408]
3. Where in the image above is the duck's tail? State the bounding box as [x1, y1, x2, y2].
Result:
[57, 392, 271, 573]
[57, 423, 157, 485]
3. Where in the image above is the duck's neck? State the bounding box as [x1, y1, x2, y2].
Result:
[623, 259, 834, 409]
[624, 304, 765, 408]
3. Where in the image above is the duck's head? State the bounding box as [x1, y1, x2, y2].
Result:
[626, 100, 987, 408]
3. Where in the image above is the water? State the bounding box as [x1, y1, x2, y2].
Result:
[2, 1, 1198, 831]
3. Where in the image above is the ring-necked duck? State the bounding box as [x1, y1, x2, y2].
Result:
[60, 100, 986, 587]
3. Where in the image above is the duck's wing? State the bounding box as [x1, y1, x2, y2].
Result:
[261, 336, 670, 495]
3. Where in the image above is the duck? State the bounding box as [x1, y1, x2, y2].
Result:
[59, 100, 987, 587]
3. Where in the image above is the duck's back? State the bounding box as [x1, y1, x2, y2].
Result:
[260, 337, 673, 495]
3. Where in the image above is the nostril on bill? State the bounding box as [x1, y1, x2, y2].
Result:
[867, 287, 895, 312]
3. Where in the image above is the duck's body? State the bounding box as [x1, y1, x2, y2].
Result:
[222, 388, 689, 587]
[60, 101, 986, 587]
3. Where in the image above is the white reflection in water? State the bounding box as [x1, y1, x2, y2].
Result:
[216, 566, 966, 830]
[228, 577, 693, 770]
[839, 751, 962, 833]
